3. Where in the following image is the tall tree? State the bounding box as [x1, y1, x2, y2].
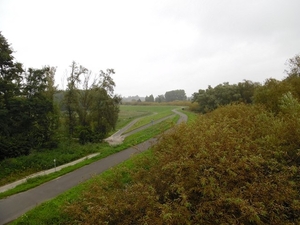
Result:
[0, 32, 26, 159]
[0, 33, 58, 158]
[90, 69, 121, 141]
[64, 61, 87, 137]
[63, 65, 121, 144]
[24, 67, 58, 148]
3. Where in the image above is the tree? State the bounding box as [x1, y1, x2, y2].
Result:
[253, 54, 300, 114]
[0, 32, 59, 158]
[283, 54, 300, 99]
[89, 69, 121, 142]
[145, 94, 154, 102]
[155, 95, 165, 103]
[0, 32, 26, 159]
[24, 67, 58, 148]
[237, 80, 260, 104]
[285, 54, 300, 78]
[64, 61, 87, 137]
[192, 82, 258, 113]
[63, 65, 121, 144]
[165, 89, 187, 102]
[213, 82, 241, 105]
[192, 86, 217, 113]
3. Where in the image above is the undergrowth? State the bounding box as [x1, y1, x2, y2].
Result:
[12, 103, 300, 224]
[59, 104, 300, 224]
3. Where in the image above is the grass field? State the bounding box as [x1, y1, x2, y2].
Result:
[120, 105, 177, 133]
[7, 105, 197, 224]
[115, 105, 177, 131]
[0, 105, 193, 199]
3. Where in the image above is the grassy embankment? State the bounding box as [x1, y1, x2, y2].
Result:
[0, 105, 187, 199]
[11, 103, 300, 224]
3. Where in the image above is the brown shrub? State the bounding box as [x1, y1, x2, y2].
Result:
[64, 104, 300, 224]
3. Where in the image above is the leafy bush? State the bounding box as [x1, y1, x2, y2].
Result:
[64, 104, 300, 224]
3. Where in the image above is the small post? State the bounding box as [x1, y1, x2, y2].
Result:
[54, 159, 56, 172]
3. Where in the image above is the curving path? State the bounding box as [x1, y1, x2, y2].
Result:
[0, 109, 187, 225]
[105, 113, 175, 145]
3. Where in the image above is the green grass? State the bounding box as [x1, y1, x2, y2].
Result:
[0, 142, 100, 186]
[0, 115, 179, 199]
[0, 105, 177, 187]
[6, 107, 187, 223]
[10, 150, 155, 225]
[115, 106, 152, 130]
[124, 110, 176, 133]
[116, 105, 177, 130]
[180, 109, 198, 124]
[0, 105, 189, 201]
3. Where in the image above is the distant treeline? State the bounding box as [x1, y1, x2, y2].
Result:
[191, 54, 300, 114]
[122, 89, 187, 103]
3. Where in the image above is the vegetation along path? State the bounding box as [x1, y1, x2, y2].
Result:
[0, 109, 187, 225]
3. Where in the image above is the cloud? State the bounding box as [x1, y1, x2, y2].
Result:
[0, 0, 300, 97]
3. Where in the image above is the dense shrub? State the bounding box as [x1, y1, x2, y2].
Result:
[64, 104, 300, 224]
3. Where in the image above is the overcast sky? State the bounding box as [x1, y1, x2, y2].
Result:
[1, 0, 299, 97]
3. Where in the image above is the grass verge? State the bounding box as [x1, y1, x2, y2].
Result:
[0, 115, 178, 199]
[10, 151, 155, 224]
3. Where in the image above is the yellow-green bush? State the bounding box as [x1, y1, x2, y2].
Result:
[64, 104, 300, 224]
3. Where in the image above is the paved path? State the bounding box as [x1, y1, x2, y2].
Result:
[0, 153, 100, 194]
[0, 109, 187, 225]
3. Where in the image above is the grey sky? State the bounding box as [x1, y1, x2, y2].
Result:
[1, 0, 299, 97]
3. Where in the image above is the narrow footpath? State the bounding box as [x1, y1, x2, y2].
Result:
[0, 109, 187, 225]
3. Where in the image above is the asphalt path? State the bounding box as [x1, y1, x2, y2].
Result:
[0, 109, 187, 225]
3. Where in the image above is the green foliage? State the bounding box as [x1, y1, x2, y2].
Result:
[165, 89, 187, 102]
[0, 105, 182, 195]
[192, 81, 260, 113]
[63, 64, 121, 143]
[123, 108, 176, 133]
[0, 33, 58, 159]
[0, 114, 178, 199]
[254, 54, 300, 114]
[155, 94, 165, 102]
[253, 78, 292, 113]
[59, 104, 300, 224]
[145, 94, 154, 102]
[0, 142, 98, 186]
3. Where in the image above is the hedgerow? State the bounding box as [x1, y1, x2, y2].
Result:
[64, 103, 300, 224]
